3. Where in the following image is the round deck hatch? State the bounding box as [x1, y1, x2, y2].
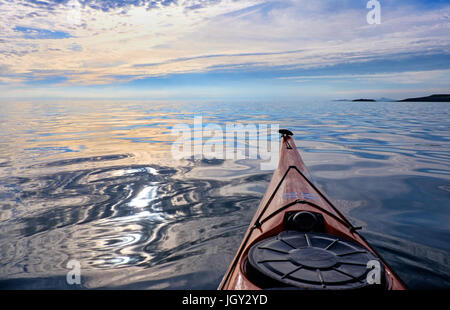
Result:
[247, 231, 385, 289]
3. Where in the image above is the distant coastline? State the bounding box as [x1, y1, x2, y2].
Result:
[334, 94, 450, 102]
[397, 94, 450, 102]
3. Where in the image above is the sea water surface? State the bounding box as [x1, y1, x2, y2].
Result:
[0, 99, 449, 289]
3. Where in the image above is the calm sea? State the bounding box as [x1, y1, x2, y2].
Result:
[0, 99, 449, 289]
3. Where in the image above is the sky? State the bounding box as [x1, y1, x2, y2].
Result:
[0, 0, 449, 100]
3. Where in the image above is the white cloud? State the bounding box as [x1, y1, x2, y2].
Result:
[279, 70, 450, 85]
[0, 0, 449, 86]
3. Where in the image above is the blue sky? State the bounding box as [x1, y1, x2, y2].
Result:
[13, 26, 73, 39]
[0, 0, 449, 100]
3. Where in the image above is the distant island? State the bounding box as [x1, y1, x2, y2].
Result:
[397, 94, 450, 102]
[352, 99, 375, 102]
[334, 94, 449, 102]
[334, 97, 395, 102]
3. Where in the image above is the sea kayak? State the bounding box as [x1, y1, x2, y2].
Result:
[218, 129, 406, 290]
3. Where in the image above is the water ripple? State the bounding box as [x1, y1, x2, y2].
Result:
[0, 100, 449, 289]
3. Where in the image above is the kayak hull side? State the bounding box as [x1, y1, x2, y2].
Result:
[219, 135, 406, 290]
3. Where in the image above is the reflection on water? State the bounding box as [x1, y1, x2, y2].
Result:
[0, 100, 449, 289]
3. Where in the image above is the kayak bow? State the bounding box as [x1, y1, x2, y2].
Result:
[219, 130, 406, 290]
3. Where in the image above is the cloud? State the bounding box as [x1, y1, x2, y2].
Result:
[133, 49, 305, 67]
[20, 0, 203, 12]
[279, 69, 450, 85]
[68, 43, 83, 51]
[0, 0, 449, 96]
